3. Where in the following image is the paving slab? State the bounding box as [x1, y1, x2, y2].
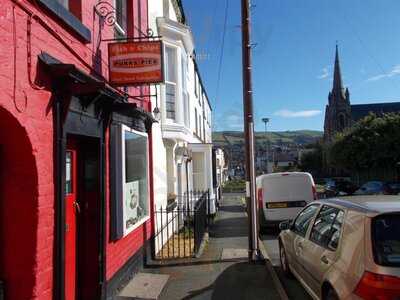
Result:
[220, 248, 248, 260]
[118, 273, 169, 300]
[146, 193, 283, 300]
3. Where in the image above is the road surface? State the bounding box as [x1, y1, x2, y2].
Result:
[261, 228, 312, 300]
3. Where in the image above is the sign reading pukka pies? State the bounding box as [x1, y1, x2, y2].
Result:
[108, 40, 164, 86]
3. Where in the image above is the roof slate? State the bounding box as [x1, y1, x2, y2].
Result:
[351, 102, 400, 121]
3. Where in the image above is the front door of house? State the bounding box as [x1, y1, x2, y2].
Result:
[65, 137, 101, 300]
[65, 142, 78, 300]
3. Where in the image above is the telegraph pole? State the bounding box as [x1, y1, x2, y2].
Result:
[241, 0, 263, 262]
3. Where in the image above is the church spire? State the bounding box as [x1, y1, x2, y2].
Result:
[333, 43, 344, 94]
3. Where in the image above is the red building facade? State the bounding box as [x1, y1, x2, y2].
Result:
[0, 0, 155, 299]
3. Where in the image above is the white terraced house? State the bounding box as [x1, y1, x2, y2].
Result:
[148, 0, 215, 219]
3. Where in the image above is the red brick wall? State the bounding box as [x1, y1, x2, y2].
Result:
[0, 0, 151, 298]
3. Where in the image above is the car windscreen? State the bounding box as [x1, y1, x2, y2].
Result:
[372, 213, 400, 267]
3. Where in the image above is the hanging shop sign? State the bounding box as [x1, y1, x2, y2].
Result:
[108, 40, 164, 86]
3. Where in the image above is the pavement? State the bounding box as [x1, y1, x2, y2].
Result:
[145, 193, 285, 300]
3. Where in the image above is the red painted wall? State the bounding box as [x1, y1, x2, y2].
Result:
[0, 0, 152, 298]
[105, 0, 154, 280]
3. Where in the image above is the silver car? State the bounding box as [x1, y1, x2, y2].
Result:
[278, 196, 400, 300]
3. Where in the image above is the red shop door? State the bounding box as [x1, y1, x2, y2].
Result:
[65, 143, 79, 300]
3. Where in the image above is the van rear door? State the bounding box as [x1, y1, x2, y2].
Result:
[263, 174, 313, 208]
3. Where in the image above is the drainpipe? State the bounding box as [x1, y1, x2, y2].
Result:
[185, 155, 192, 211]
[54, 94, 66, 300]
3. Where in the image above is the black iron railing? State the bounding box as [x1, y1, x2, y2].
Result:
[153, 190, 210, 259]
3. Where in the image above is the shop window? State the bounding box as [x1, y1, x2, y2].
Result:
[165, 46, 177, 120]
[122, 126, 149, 234]
[114, 0, 127, 38]
[111, 125, 149, 238]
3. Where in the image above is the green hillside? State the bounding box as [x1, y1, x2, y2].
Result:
[213, 130, 323, 146]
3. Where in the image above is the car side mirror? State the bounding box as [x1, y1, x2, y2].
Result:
[279, 220, 292, 231]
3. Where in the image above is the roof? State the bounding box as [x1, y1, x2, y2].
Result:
[320, 196, 400, 215]
[333, 44, 344, 93]
[257, 172, 312, 180]
[351, 102, 400, 121]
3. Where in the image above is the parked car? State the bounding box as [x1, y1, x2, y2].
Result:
[324, 178, 358, 197]
[278, 196, 400, 300]
[354, 181, 393, 195]
[256, 172, 317, 228]
[388, 182, 400, 195]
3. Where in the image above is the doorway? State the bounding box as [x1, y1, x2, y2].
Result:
[65, 136, 101, 300]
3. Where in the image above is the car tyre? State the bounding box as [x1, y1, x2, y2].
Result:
[279, 241, 292, 277]
[258, 211, 267, 234]
[325, 288, 339, 300]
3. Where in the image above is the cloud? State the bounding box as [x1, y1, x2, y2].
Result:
[367, 65, 400, 82]
[215, 110, 244, 130]
[274, 109, 322, 118]
[318, 67, 330, 79]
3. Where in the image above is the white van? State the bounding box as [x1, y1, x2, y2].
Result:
[256, 172, 317, 227]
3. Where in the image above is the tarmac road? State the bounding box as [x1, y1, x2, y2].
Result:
[261, 228, 312, 300]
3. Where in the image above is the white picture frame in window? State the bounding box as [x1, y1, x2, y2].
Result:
[120, 124, 150, 236]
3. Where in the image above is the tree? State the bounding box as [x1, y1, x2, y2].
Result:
[299, 142, 324, 176]
[328, 113, 400, 172]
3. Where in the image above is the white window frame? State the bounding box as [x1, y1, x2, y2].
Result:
[114, 0, 127, 37]
[120, 124, 150, 235]
[165, 44, 178, 121]
[181, 52, 190, 127]
[195, 108, 198, 135]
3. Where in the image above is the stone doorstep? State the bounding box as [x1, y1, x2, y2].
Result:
[117, 273, 170, 300]
[220, 248, 248, 260]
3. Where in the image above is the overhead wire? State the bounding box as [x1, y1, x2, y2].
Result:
[340, 9, 400, 91]
[213, 0, 230, 131]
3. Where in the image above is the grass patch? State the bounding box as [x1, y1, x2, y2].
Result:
[222, 180, 246, 193]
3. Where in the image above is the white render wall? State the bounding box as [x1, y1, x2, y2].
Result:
[149, 0, 214, 212]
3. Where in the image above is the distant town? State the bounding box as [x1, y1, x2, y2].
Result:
[213, 130, 322, 177]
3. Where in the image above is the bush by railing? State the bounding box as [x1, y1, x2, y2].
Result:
[222, 180, 246, 193]
[153, 190, 210, 260]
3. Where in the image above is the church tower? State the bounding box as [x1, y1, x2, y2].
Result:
[324, 45, 351, 141]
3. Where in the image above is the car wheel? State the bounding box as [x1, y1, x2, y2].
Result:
[258, 211, 267, 234]
[279, 241, 292, 277]
[325, 288, 339, 300]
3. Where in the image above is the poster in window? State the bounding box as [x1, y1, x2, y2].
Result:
[124, 180, 140, 231]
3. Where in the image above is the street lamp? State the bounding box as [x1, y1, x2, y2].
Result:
[262, 118, 270, 173]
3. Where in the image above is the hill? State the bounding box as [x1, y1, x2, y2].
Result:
[213, 130, 323, 147]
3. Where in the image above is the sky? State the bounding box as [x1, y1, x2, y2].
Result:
[182, 0, 400, 132]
